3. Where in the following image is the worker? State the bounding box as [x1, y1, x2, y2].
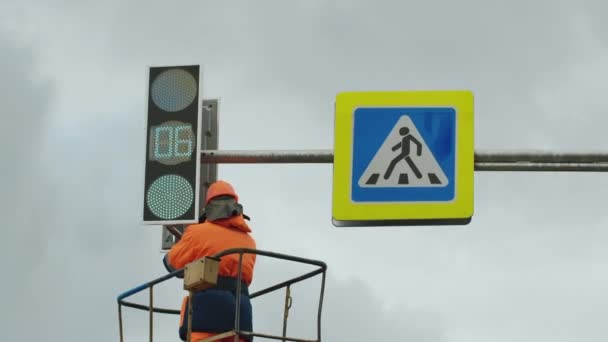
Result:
[163, 180, 256, 342]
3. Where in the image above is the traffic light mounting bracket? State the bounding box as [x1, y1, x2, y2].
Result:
[161, 99, 218, 251]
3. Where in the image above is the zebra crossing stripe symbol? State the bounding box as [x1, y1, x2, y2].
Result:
[358, 115, 449, 188]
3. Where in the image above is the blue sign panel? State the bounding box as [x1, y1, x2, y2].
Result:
[351, 107, 456, 203]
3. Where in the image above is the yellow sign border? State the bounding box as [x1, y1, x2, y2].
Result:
[332, 90, 474, 224]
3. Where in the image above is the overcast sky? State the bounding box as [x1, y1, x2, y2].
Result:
[1, 1, 608, 341]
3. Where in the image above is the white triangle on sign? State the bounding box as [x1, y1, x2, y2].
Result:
[358, 115, 449, 188]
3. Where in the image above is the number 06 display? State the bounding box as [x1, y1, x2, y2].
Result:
[143, 65, 202, 224]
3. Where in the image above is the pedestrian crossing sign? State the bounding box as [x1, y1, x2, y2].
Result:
[332, 90, 474, 226]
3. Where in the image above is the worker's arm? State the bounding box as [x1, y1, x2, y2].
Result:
[162, 226, 197, 277]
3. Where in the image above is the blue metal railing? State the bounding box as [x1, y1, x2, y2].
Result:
[117, 248, 327, 342]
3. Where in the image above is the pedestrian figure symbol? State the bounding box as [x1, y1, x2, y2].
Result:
[384, 126, 423, 180]
[357, 115, 449, 188]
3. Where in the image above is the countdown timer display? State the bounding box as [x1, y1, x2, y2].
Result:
[143, 65, 202, 224]
[148, 121, 195, 166]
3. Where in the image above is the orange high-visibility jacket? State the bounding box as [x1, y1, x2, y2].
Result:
[163, 214, 257, 341]
[165, 214, 257, 284]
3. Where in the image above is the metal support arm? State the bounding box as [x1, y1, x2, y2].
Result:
[200, 149, 608, 172]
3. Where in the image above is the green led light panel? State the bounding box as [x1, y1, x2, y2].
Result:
[146, 174, 194, 219]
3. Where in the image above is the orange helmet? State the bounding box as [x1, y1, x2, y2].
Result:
[205, 180, 239, 205]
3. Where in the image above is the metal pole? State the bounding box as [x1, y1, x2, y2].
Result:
[162, 99, 219, 249]
[316, 272, 326, 342]
[200, 149, 608, 172]
[199, 99, 219, 213]
[234, 252, 244, 342]
[201, 150, 332, 164]
[149, 286, 153, 342]
[282, 286, 292, 342]
[187, 291, 193, 342]
[118, 304, 124, 342]
[475, 151, 608, 163]
[474, 162, 608, 172]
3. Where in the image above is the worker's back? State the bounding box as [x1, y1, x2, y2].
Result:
[166, 214, 256, 342]
[166, 216, 256, 284]
[163, 180, 257, 342]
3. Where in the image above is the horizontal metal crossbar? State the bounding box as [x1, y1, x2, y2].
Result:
[195, 330, 320, 342]
[238, 331, 319, 342]
[200, 149, 608, 172]
[120, 301, 180, 315]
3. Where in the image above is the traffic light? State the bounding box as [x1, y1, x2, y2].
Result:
[143, 65, 202, 224]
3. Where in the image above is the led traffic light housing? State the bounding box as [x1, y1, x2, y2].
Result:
[143, 65, 202, 224]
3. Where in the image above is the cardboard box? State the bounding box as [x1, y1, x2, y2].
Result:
[183, 256, 220, 292]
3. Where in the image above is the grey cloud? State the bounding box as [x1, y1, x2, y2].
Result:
[3, 1, 608, 342]
[578, 0, 608, 41]
[0, 22, 160, 341]
[261, 263, 447, 342]
[98, 0, 608, 153]
[33, 0, 607, 151]
[0, 28, 58, 337]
